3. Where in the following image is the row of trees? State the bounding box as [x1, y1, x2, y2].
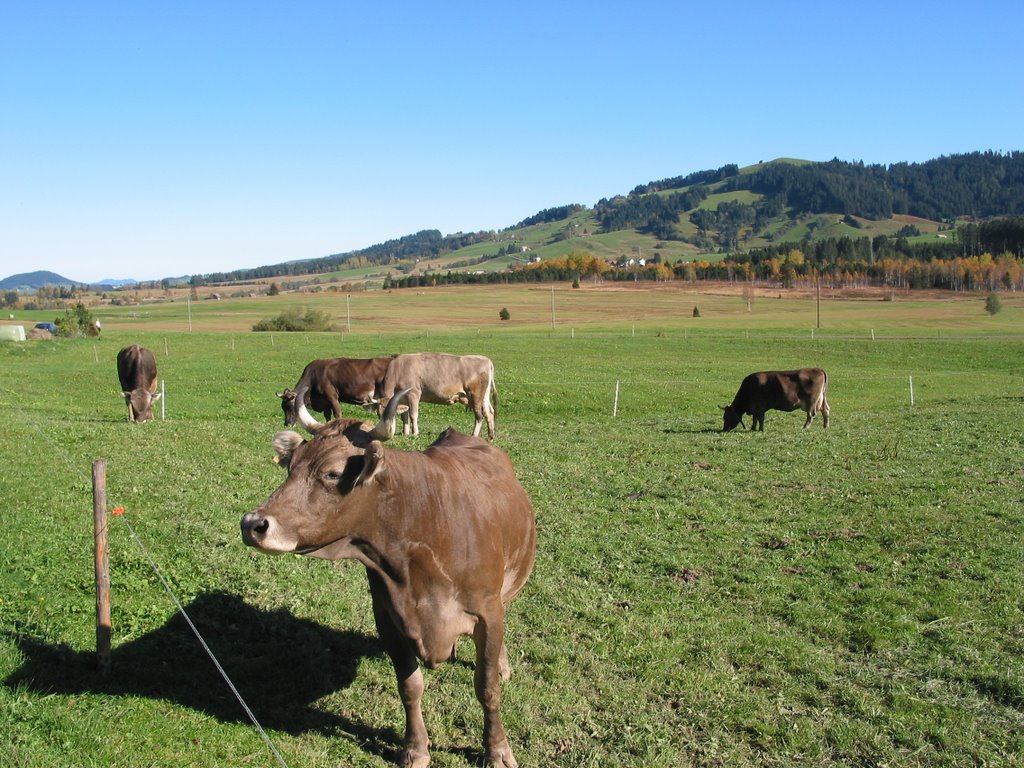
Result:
[628, 163, 740, 196]
[511, 204, 584, 229]
[691, 252, 1022, 292]
[190, 229, 504, 286]
[384, 242, 1024, 293]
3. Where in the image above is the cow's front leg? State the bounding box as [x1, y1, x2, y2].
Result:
[327, 392, 344, 420]
[400, 396, 416, 436]
[473, 613, 517, 767]
[369, 576, 430, 767]
[409, 398, 421, 436]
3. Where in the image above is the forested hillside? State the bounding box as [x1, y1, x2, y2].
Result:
[189, 151, 1023, 288]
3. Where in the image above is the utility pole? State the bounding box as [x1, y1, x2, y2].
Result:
[815, 269, 821, 329]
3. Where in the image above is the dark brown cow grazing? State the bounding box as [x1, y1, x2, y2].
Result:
[722, 368, 830, 432]
[378, 352, 497, 439]
[241, 393, 536, 768]
[278, 355, 394, 426]
[116, 344, 161, 423]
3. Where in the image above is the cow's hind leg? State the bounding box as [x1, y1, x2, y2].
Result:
[469, 399, 496, 440]
[482, 400, 496, 441]
[368, 575, 430, 768]
[820, 396, 830, 428]
[401, 394, 421, 437]
[473, 611, 518, 767]
[471, 400, 484, 438]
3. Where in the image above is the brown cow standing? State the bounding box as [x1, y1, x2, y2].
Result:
[241, 393, 536, 767]
[116, 344, 161, 423]
[277, 355, 394, 426]
[378, 352, 497, 439]
[722, 368, 830, 431]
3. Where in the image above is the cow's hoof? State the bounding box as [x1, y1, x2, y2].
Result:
[400, 748, 430, 768]
[485, 742, 518, 767]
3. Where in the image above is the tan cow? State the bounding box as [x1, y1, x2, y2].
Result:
[378, 352, 497, 439]
[722, 368, 830, 431]
[240, 393, 535, 767]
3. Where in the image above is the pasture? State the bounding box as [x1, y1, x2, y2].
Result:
[1, 284, 1022, 767]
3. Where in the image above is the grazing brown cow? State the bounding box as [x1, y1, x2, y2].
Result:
[241, 393, 536, 768]
[116, 344, 161, 423]
[378, 352, 497, 439]
[277, 355, 394, 426]
[722, 368, 830, 432]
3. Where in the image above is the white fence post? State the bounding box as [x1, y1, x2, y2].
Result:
[613, 380, 620, 417]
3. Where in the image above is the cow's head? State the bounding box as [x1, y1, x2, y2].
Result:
[123, 388, 161, 423]
[277, 388, 299, 426]
[240, 390, 409, 556]
[721, 405, 745, 432]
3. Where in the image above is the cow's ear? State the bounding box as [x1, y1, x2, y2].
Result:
[355, 440, 385, 486]
[272, 431, 305, 469]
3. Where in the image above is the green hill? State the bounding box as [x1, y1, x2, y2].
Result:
[192, 151, 1023, 287]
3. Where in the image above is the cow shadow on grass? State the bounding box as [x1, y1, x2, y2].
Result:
[3, 590, 404, 763]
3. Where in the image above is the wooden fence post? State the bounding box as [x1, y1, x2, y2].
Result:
[93, 459, 111, 675]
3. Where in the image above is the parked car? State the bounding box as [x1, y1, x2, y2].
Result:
[34, 322, 57, 334]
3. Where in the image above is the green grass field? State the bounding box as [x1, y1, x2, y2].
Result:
[1, 285, 1022, 767]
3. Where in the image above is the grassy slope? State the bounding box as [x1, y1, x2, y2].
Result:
[1, 289, 1022, 767]
[415, 158, 954, 276]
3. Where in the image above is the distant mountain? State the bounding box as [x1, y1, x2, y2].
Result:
[0, 271, 82, 291]
[95, 278, 137, 287]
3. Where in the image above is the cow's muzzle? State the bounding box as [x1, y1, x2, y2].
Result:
[240, 512, 269, 547]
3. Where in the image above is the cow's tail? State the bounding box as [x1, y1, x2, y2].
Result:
[488, 361, 498, 417]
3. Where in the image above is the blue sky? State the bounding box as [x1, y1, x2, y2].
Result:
[3, 2, 1022, 283]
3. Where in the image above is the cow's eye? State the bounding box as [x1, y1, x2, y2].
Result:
[323, 470, 344, 483]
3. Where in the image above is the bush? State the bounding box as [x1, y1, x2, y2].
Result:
[54, 303, 100, 337]
[252, 307, 338, 332]
[499, 307, 510, 321]
[692, 305, 701, 318]
[985, 293, 1002, 316]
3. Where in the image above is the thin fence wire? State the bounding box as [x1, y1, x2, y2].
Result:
[0, 385, 291, 768]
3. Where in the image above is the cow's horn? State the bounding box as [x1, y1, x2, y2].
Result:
[367, 388, 411, 441]
[296, 397, 324, 433]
